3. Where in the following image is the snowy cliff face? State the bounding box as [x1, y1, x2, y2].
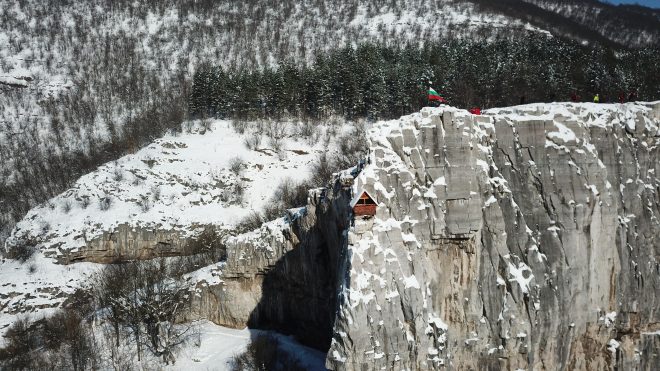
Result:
[326, 103, 660, 370]
[2, 102, 658, 369]
[182, 102, 659, 370]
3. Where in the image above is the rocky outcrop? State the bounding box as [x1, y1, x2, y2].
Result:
[188, 193, 353, 350]
[326, 103, 659, 370]
[52, 223, 204, 264]
[184, 102, 658, 370]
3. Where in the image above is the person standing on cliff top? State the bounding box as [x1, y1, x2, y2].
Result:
[593, 94, 600, 103]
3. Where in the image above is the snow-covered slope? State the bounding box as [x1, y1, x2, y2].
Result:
[0, 255, 101, 340]
[6, 120, 327, 258]
[521, 0, 660, 47]
[0, 0, 541, 84]
[0, 0, 544, 149]
[168, 321, 326, 371]
[0, 117, 345, 336]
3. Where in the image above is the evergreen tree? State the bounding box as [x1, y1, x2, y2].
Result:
[188, 38, 660, 121]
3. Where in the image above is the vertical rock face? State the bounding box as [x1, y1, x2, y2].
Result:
[186, 103, 657, 370]
[189, 192, 354, 351]
[53, 223, 197, 264]
[327, 103, 660, 370]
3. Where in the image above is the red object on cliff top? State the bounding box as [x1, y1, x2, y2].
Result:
[469, 107, 481, 115]
[428, 87, 447, 103]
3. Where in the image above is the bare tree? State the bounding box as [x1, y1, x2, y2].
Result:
[0, 310, 100, 371]
[138, 259, 191, 365]
[94, 258, 193, 365]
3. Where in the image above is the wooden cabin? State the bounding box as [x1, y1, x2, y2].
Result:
[351, 190, 378, 217]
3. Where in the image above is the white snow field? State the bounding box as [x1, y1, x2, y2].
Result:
[171, 322, 252, 370]
[6, 120, 337, 257]
[0, 254, 101, 344]
[170, 321, 326, 371]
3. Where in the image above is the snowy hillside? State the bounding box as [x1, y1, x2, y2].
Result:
[0, 0, 540, 84]
[6, 120, 331, 259]
[0, 0, 548, 245]
[521, 0, 660, 47]
[0, 254, 100, 339]
[0, 113, 351, 369]
[0, 117, 350, 334]
[168, 323, 326, 371]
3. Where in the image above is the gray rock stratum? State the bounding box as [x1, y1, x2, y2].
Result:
[328, 102, 660, 370]
[189, 102, 659, 370]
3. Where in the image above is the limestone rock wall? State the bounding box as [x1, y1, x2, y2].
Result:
[182, 103, 658, 370]
[327, 103, 660, 370]
[188, 190, 353, 350]
[53, 223, 198, 264]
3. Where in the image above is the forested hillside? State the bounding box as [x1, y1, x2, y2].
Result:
[0, 0, 539, 244]
[467, 0, 660, 48]
[189, 37, 660, 121]
[520, 0, 660, 47]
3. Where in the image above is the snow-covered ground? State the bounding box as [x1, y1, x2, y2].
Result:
[0, 253, 101, 340]
[171, 322, 251, 370]
[0, 262, 326, 367]
[1, 117, 349, 340]
[6, 120, 335, 257]
[171, 321, 326, 371]
[0, 0, 542, 88]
